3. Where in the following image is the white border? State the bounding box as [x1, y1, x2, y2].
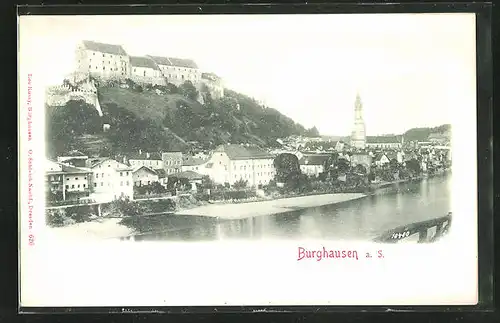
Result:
[18, 13, 478, 307]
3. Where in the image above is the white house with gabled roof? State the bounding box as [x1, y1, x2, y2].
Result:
[147, 55, 201, 86]
[130, 56, 165, 86]
[85, 157, 134, 202]
[75, 40, 131, 80]
[206, 144, 276, 187]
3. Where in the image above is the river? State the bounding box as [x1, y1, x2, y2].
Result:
[128, 173, 452, 242]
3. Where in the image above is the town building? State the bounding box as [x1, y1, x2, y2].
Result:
[204, 144, 276, 187]
[181, 155, 209, 173]
[147, 55, 201, 86]
[366, 135, 403, 149]
[132, 165, 160, 187]
[176, 171, 204, 191]
[155, 169, 168, 187]
[57, 150, 88, 165]
[350, 153, 372, 173]
[130, 56, 166, 86]
[45, 159, 93, 202]
[350, 93, 366, 149]
[201, 72, 224, 99]
[85, 157, 134, 202]
[75, 40, 130, 80]
[298, 154, 330, 177]
[373, 153, 390, 166]
[335, 141, 346, 152]
[128, 151, 164, 170]
[162, 152, 183, 175]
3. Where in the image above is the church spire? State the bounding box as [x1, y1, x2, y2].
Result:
[350, 92, 366, 150]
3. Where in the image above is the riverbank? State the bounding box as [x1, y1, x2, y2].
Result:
[175, 192, 367, 220]
[47, 218, 134, 240]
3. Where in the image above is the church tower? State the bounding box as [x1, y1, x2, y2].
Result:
[350, 93, 366, 149]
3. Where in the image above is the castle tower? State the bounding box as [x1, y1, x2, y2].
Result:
[350, 93, 366, 149]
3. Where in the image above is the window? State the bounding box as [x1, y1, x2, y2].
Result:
[75, 177, 78, 180]
[94, 183, 97, 188]
[71, 185, 75, 189]
[126, 181, 129, 186]
[103, 67, 105, 70]
[66, 185, 69, 189]
[89, 65, 91, 69]
[120, 181, 123, 186]
[84, 177, 87, 180]
[101, 173, 104, 177]
[103, 53, 105, 57]
[101, 182, 104, 187]
[126, 171, 129, 176]
[120, 172, 123, 177]
[77, 184, 80, 188]
[134, 68, 136, 72]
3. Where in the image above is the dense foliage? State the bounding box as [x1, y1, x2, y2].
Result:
[403, 124, 451, 142]
[47, 80, 314, 157]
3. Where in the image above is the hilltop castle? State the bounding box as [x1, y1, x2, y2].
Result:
[46, 40, 225, 110]
[73, 40, 224, 99]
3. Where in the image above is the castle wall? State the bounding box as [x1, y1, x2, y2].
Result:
[45, 84, 102, 116]
[130, 73, 166, 86]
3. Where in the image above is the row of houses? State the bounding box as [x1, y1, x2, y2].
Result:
[74, 40, 224, 99]
[46, 144, 279, 204]
[46, 142, 451, 204]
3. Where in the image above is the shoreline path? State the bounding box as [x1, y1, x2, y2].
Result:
[175, 193, 368, 220]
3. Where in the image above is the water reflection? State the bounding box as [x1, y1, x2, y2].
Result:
[129, 174, 451, 242]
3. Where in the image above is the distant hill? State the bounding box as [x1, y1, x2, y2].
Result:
[46, 80, 313, 158]
[325, 124, 451, 144]
[403, 124, 451, 142]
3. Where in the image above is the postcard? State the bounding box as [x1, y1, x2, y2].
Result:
[18, 13, 478, 308]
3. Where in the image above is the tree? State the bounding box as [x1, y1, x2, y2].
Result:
[179, 81, 199, 101]
[166, 83, 179, 94]
[336, 158, 350, 174]
[389, 158, 399, 172]
[305, 126, 320, 137]
[233, 178, 248, 189]
[149, 182, 167, 194]
[273, 153, 301, 183]
[201, 175, 215, 189]
[324, 153, 339, 173]
[46, 99, 103, 157]
[167, 176, 179, 190]
[406, 158, 421, 175]
[353, 164, 367, 175]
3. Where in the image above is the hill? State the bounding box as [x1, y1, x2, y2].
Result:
[319, 124, 451, 146]
[403, 124, 451, 142]
[46, 80, 313, 158]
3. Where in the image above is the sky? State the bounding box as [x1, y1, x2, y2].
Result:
[19, 14, 476, 136]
